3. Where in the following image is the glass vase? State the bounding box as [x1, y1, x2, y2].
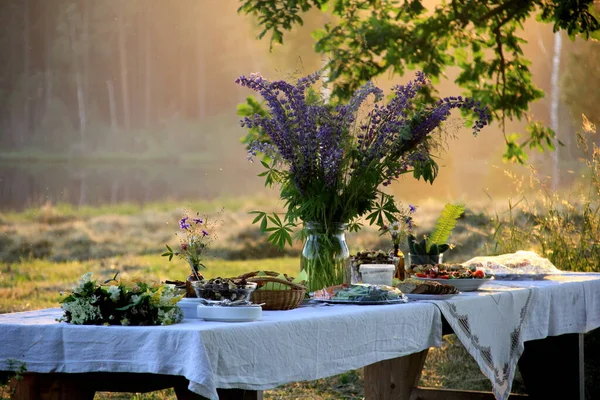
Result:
[301, 222, 350, 292]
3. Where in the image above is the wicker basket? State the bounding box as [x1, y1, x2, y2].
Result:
[238, 271, 307, 310]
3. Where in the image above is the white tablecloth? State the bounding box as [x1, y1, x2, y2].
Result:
[1, 274, 599, 400]
[433, 273, 600, 400]
[0, 301, 442, 400]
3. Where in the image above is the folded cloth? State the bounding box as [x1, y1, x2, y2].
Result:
[434, 286, 536, 400]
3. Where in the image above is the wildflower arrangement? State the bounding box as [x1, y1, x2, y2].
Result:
[162, 210, 221, 279]
[380, 204, 417, 252]
[236, 71, 490, 246]
[58, 272, 184, 326]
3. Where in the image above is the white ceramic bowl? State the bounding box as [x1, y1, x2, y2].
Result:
[360, 264, 395, 286]
[416, 277, 493, 292]
[196, 305, 262, 322]
[178, 298, 203, 319]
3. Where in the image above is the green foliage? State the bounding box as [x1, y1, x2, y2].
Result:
[237, 0, 329, 50]
[239, 0, 600, 163]
[491, 126, 600, 272]
[407, 203, 465, 255]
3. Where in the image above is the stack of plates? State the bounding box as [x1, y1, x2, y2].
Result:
[196, 304, 262, 322]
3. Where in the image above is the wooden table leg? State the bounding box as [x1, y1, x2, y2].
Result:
[173, 383, 263, 400]
[518, 333, 584, 400]
[10, 372, 262, 400]
[363, 350, 429, 400]
[10, 373, 96, 400]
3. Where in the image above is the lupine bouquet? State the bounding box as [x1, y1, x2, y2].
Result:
[236, 71, 490, 247]
[58, 272, 184, 326]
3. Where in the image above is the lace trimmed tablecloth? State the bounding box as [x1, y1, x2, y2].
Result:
[432, 273, 600, 400]
[0, 301, 442, 400]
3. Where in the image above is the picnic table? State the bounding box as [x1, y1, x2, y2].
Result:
[1, 273, 599, 400]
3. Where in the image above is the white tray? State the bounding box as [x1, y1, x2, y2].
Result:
[196, 304, 262, 322]
[311, 297, 408, 305]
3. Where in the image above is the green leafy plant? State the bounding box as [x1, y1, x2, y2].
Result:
[407, 203, 465, 256]
[238, 0, 600, 163]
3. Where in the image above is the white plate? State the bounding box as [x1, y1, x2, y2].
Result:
[415, 277, 493, 292]
[311, 297, 408, 305]
[406, 293, 458, 301]
[196, 304, 262, 322]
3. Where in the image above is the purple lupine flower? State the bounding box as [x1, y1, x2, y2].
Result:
[236, 70, 491, 225]
[409, 204, 417, 213]
[202, 230, 209, 236]
[179, 217, 190, 230]
[193, 218, 203, 224]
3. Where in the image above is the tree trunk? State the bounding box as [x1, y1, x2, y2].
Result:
[550, 31, 562, 191]
[67, 10, 87, 148]
[106, 79, 118, 136]
[83, 0, 91, 117]
[22, 0, 30, 146]
[197, 23, 206, 119]
[44, 0, 53, 112]
[144, 1, 152, 128]
[117, 8, 130, 131]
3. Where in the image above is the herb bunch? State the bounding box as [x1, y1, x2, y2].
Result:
[59, 272, 184, 326]
[236, 71, 490, 247]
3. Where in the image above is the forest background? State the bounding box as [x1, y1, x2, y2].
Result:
[0, 0, 599, 211]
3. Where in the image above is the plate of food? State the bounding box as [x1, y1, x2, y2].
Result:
[398, 278, 460, 300]
[312, 284, 408, 304]
[410, 263, 493, 292]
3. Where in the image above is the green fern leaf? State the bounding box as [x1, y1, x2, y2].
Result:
[427, 203, 465, 251]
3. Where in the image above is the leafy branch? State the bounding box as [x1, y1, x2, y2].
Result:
[238, 0, 600, 163]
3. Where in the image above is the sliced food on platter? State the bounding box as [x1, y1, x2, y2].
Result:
[397, 278, 460, 299]
[312, 284, 408, 304]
